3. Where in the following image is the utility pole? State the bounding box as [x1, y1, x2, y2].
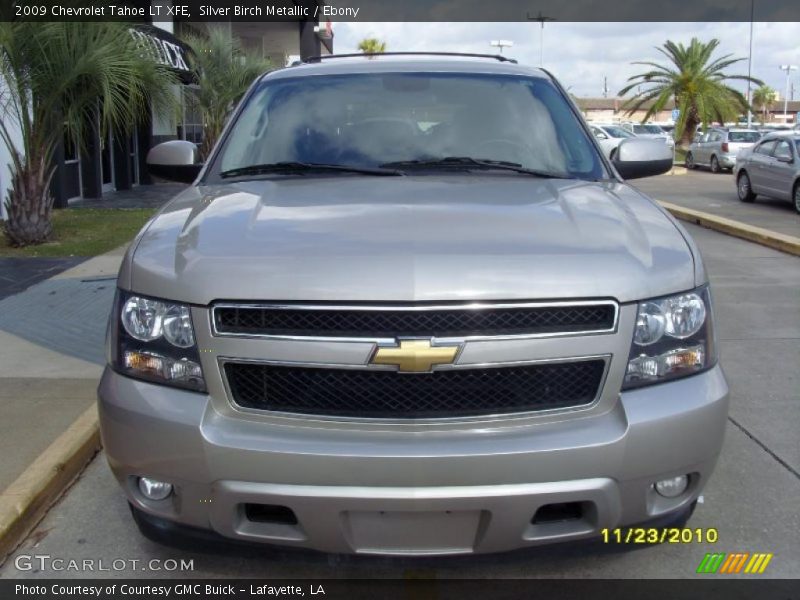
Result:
[746, 0, 754, 127]
[490, 40, 514, 55]
[780, 64, 798, 121]
[527, 11, 555, 67]
[603, 76, 608, 98]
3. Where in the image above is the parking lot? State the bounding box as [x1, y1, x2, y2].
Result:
[634, 168, 800, 237]
[1, 172, 798, 580]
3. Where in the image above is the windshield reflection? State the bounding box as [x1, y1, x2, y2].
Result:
[216, 73, 605, 181]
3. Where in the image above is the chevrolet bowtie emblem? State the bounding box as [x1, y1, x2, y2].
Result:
[370, 339, 461, 373]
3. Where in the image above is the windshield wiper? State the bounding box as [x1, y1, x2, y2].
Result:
[380, 157, 570, 178]
[220, 162, 403, 179]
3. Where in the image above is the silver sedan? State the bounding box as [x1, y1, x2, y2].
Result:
[733, 132, 800, 213]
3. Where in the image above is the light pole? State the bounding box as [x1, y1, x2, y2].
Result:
[780, 64, 797, 120]
[527, 11, 555, 67]
[490, 40, 514, 55]
[746, 0, 754, 127]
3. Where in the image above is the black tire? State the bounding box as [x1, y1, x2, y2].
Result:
[710, 155, 721, 173]
[794, 181, 800, 214]
[737, 171, 756, 203]
[685, 152, 695, 169]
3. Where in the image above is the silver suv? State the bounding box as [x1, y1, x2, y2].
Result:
[686, 127, 761, 173]
[99, 54, 728, 556]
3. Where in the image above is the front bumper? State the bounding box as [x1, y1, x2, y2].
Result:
[98, 365, 728, 555]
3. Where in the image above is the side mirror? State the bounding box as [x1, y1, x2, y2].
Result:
[594, 132, 608, 140]
[146, 141, 202, 183]
[612, 138, 673, 180]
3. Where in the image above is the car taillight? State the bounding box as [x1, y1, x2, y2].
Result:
[721, 142, 729, 152]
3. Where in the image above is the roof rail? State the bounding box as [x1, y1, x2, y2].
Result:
[302, 52, 518, 64]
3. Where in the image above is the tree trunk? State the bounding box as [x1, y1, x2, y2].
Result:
[3, 150, 55, 247]
[678, 106, 701, 150]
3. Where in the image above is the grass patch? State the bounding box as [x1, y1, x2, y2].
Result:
[674, 148, 688, 164]
[0, 208, 156, 258]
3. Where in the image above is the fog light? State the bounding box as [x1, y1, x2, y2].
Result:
[654, 475, 689, 498]
[138, 477, 173, 501]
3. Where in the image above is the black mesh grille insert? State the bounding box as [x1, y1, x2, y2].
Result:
[214, 303, 616, 338]
[224, 360, 606, 419]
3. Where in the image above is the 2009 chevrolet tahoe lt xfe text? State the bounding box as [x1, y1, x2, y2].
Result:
[98, 53, 729, 555]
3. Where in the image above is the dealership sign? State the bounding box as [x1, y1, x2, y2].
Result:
[129, 26, 190, 74]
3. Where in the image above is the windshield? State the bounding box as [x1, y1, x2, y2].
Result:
[729, 131, 761, 143]
[633, 124, 664, 134]
[601, 125, 636, 139]
[214, 73, 606, 180]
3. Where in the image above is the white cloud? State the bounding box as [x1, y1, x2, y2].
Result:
[331, 21, 800, 99]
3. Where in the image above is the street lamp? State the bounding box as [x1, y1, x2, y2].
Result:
[490, 40, 514, 55]
[780, 64, 798, 120]
[527, 11, 555, 67]
[746, 0, 754, 127]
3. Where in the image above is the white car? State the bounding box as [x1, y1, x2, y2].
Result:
[621, 123, 676, 149]
[588, 123, 637, 160]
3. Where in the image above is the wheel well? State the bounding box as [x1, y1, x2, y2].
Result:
[793, 178, 800, 196]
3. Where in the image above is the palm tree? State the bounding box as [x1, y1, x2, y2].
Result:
[0, 21, 178, 246]
[618, 38, 762, 147]
[357, 38, 387, 57]
[181, 28, 272, 161]
[752, 85, 778, 124]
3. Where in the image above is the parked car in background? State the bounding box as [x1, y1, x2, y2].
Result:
[686, 128, 761, 173]
[588, 122, 637, 160]
[659, 123, 676, 135]
[620, 122, 676, 150]
[734, 131, 800, 213]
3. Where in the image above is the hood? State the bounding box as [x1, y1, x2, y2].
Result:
[122, 176, 696, 305]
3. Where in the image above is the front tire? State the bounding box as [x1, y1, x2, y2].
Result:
[737, 172, 756, 203]
[685, 152, 695, 169]
[710, 155, 721, 173]
[793, 181, 800, 214]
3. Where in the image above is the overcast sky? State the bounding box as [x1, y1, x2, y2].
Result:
[330, 22, 800, 99]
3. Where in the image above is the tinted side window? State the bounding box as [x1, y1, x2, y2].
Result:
[729, 131, 761, 143]
[773, 140, 792, 160]
[755, 141, 776, 155]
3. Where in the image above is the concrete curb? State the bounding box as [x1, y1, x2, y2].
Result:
[659, 200, 800, 257]
[0, 404, 100, 563]
[666, 166, 687, 176]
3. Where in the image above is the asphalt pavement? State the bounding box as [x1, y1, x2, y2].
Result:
[633, 169, 800, 238]
[2, 221, 798, 580]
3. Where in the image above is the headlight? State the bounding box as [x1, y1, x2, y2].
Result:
[111, 291, 206, 392]
[623, 287, 717, 389]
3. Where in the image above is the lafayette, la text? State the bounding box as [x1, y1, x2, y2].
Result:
[16, 584, 325, 597]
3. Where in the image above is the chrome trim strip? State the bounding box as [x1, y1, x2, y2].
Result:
[209, 300, 620, 342]
[217, 354, 612, 425]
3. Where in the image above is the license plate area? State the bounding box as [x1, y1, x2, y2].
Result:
[342, 509, 485, 555]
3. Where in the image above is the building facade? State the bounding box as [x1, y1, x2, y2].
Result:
[0, 4, 333, 219]
[576, 97, 800, 126]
